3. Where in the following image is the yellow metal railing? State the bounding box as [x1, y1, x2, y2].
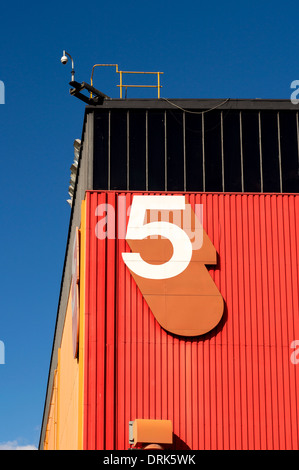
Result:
[90, 64, 163, 99]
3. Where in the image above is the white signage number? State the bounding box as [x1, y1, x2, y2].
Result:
[122, 196, 192, 279]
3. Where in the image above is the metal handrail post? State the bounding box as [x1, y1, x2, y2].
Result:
[157, 72, 161, 99]
[119, 71, 123, 99]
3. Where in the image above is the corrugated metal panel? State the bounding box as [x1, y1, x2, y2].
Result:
[92, 108, 299, 193]
[83, 191, 299, 450]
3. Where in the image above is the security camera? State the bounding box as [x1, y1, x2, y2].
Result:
[61, 55, 68, 65]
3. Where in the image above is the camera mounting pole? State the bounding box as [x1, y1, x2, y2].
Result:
[61, 50, 75, 82]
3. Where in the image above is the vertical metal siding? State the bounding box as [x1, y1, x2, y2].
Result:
[84, 191, 299, 450]
[93, 108, 299, 193]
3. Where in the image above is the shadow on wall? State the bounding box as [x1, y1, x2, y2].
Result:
[172, 434, 191, 450]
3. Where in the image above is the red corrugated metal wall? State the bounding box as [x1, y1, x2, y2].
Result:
[83, 191, 299, 450]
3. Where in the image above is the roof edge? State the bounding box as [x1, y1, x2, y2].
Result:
[84, 97, 299, 111]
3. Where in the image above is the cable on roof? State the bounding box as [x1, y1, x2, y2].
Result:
[161, 97, 230, 114]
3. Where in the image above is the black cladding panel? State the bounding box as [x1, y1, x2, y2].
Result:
[184, 113, 203, 191]
[128, 110, 146, 190]
[222, 110, 242, 192]
[279, 111, 299, 193]
[92, 105, 299, 193]
[93, 110, 109, 189]
[203, 111, 222, 191]
[260, 111, 281, 193]
[147, 111, 165, 191]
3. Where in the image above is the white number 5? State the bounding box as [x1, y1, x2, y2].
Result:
[122, 196, 192, 279]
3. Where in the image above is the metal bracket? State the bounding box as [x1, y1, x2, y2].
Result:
[69, 81, 110, 105]
[129, 421, 134, 445]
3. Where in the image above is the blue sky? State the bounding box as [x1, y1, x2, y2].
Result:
[0, 0, 298, 450]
